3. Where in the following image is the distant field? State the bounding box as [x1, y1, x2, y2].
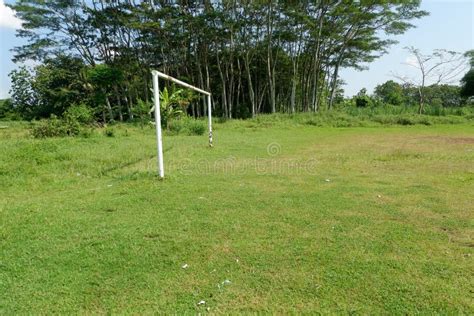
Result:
[1, 120, 473, 313]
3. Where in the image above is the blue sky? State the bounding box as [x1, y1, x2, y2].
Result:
[341, 0, 473, 95]
[0, 0, 473, 98]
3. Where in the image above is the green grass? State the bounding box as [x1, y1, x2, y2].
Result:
[1, 118, 473, 313]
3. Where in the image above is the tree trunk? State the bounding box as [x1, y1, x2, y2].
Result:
[328, 56, 343, 110]
[418, 86, 425, 114]
[104, 90, 113, 121]
[244, 52, 256, 117]
[114, 85, 123, 122]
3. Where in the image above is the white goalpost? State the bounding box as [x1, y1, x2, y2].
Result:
[151, 70, 213, 179]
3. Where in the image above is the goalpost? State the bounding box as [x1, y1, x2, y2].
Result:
[151, 70, 213, 179]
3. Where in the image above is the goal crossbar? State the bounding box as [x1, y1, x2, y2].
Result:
[151, 70, 213, 179]
[153, 70, 211, 96]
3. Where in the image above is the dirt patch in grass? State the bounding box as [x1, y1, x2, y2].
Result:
[419, 136, 474, 144]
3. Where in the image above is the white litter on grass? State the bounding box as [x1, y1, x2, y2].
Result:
[377, 195, 382, 198]
[197, 300, 206, 306]
[182, 264, 189, 269]
[325, 179, 331, 182]
[235, 258, 239, 263]
[218, 279, 232, 289]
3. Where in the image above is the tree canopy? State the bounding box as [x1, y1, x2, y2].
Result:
[9, 0, 428, 120]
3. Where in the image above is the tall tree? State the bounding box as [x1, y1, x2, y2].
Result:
[393, 47, 468, 113]
[9, 0, 428, 119]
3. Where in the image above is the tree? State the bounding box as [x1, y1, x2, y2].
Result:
[0, 99, 16, 119]
[325, 2, 428, 109]
[460, 50, 474, 99]
[8, 66, 35, 119]
[354, 88, 373, 108]
[460, 70, 474, 99]
[393, 47, 468, 113]
[86, 64, 123, 122]
[423, 84, 461, 107]
[9, 1, 428, 119]
[32, 55, 88, 118]
[374, 80, 404, 105]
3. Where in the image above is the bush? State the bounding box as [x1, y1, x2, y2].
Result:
[167, 120, 184, 134]
[305, 118, 323, 126]
[133, 99, 152, 128]
[30, 104, 95, 138]
[164, 117, 206, 136]
[396, 116, 415, 125]
[354, 95, 373, 108]
[186, 120, 206, 135]
[0, 99, 21, 121]
[64, 104, 94, 124]
[31, 115, 81, 138]
[104, 127, 115, 137]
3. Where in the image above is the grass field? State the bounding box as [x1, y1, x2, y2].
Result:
[1, 119, 473, 313]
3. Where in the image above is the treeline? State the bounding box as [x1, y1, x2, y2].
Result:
[353, 81, 464, 109]
[8, 0, 429, 121]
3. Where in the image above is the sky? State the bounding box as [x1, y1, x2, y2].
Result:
[0, 0, 473, 99]
[341, 0, 473, 96]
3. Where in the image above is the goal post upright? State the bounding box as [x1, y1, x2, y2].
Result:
[151, 70, 164, 179]
[151, 70, 213, 178]
[207, 94, 213, 147]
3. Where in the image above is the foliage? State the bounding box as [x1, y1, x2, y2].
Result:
[393, 47, 468, 113]
[374, 80, 405, 105]
[167, 117, 206, 136]
[32, 55, 88, 118]
[30, 104, 94, 138]
[133, 99, 152, 128]
[0, 99, 21, 120]
[159, 87, 192, 128]
[354, 88, 373, 108]
[460, 69, 474, 99]
[64, 104, 95, 125]
[423, 84, 462, 107]
[372, 80, 464, 108]
[103, 127, 115, 137]
[31, 115, 81, 138]
[86, 64, 124, 121]
[9, 0, 428, 118]
[8, 66, 35, 119]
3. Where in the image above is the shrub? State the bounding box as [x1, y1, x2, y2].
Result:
[104, 127, 115, 137]
[355, 96, 372, 108]
[396, 116, 415, 125]
[372, 115, 396, 125]
[80, 128, 94, 138]
[186, 120, 206, 136]
[133, 99, 152, 128]
[305, 118, 323, 126]
[30, 103, 95, 138]
[64, 103, 94, 124]
[217, 116, 228, 124]
[0, 99, 21, 121]
[164, 117, 206, 136]
[31, 115, 81, 138]
[167, 120, 184, 135]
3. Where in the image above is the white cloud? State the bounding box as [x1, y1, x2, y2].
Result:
[0, 0, 22, 29]
[405, 55, 419, 68]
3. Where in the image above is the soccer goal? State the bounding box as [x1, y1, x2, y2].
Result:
[151, 70, 213, 179]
